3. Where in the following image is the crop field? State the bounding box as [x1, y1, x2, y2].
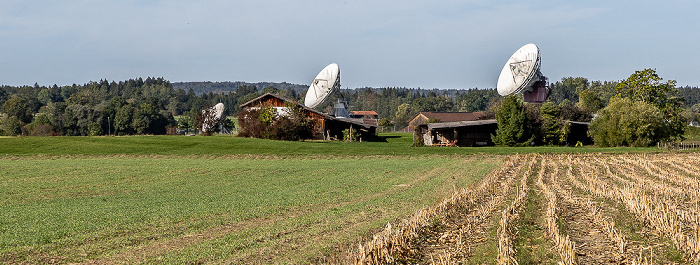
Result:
[1, 134, 699, 264]
[0, 152, 500, 263]
[350, 153, 700, 264]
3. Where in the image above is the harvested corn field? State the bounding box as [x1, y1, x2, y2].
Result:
[350, 153, 700, 264]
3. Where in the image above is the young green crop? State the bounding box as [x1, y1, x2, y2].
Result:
[0, 155, 501, 263]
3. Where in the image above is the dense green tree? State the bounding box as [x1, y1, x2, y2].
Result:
[615, 68, 685, 141]
[589, 97, 666, 147]
[394, 103, 414, 126]
[1, 115, 23, 136]
[114, 104, 135, 135]
[549, 77, 589, 104]
[0, 86, 8, 107]
[132, 103, 167, 135]
[539, 101, 566, 145]
[262, 86, 279, 94]
[576, 90, 604, 114]
[491, 95, 532, 146]
[456, 89, 499, 112]
[2, 97, 33, 123]
[588, 80, 618, 106]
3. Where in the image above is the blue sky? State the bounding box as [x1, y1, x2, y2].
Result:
[1, 0, 698, 89]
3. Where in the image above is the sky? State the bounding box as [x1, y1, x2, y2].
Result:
[1, 0, 698, 89]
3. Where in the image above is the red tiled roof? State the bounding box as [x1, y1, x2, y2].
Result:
[351, 111, 379, 116]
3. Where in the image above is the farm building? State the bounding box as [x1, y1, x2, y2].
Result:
[410, 112, 485, 126]
[238, 93, 376, 140]
[416, 119, 498, 147]
[566, 121, 593, 145]
[404, 112, 485, 132]
[415, 120, 592, 147]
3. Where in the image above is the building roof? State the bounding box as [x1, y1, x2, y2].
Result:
[335, 118, 376, 129]
[239, 93, 329, 119]
[410, 112, 485, 126]
[427, 119, 497, 130]
[421, 112, 484, 122]
[239, 93, 376, 129]
[351, 111, 379, 116]
[567, 121, 591, 125]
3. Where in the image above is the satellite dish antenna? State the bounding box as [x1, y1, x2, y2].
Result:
[201, 103, 225, 133]
[212, 103, 224, 120]
[496, 43, 547, 102]
[304, 63, 340, 108]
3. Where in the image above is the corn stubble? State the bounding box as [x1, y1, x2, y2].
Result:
[347, 153, 699, 264]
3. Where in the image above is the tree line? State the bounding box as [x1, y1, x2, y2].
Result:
[492, 69, 697, 147]
[1, 74, 699, 138]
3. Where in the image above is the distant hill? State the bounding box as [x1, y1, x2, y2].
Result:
[172, 81, 309, 96]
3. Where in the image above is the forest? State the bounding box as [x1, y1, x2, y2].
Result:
[1, 76, 699, 137]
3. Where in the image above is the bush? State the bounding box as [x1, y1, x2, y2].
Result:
[589, 97, 666, 147]
[342, 128, 359, 142]
[237, 104, 315, 141]
[30, 124, 59, 136]
[88, 122, 103, 136]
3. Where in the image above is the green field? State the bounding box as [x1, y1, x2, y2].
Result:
[0, 134, 501, 263]
[0, 133, 661, 157]
[0, 133, 691, 263]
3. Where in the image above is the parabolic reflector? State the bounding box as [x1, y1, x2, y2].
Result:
[497, 43, 542, 96]
[212, 103, 224, 120]
[304, 63, 340, 108]
[201, 103, 225, 133]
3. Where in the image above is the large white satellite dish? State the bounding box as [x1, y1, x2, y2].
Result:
[497, 43, 547, 102]
[212, 103, 224, 120]
[304, 63, 340, 108]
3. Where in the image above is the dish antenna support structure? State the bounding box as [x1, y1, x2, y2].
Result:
[496, 43, 547, 102]
[304, 63, 350, 118]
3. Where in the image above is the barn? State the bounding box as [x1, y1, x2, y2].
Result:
[416, 120, 592, 147]
[416, 119, 498, 147]
[239, 93, 376, 140]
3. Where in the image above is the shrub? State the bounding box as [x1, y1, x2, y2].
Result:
[342, 128, 359, 142]
[88, 122, 103, 136]
[237, 104, 315, 141]
[589, 97, 665, 147]
[30, 124, 59, 136]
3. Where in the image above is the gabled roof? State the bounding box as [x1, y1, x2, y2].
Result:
[416, 112, 485, 123]
[427, 119, 497, 130]
[238, 93, 377, 129]
[239, 93, 329, 119]
[351, 111, 379, 116]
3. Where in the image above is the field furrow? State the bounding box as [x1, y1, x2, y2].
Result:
[537, 156, 578, 265]
[496, 156, 535, 265]
[351, 155, 528, 264]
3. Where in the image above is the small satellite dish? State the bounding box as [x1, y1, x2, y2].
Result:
[304, 63, 340, 108]
[201, 103, 225, 133]
[496, 43, 547, 102]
